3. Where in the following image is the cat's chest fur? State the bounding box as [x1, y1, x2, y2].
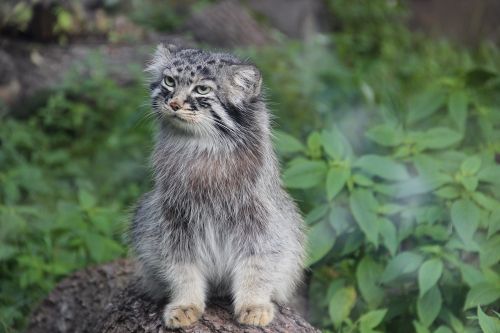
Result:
[156, 142, 263, 202]
[196, 218, 235, 289]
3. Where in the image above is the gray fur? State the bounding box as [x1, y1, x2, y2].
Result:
[130, 45, 305, 328]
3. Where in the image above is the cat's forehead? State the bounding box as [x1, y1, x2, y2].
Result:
[164, 49, 241, 79]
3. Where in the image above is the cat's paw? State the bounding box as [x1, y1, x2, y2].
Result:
[163, 303, 204, 328]
[236, 303, 275, 326]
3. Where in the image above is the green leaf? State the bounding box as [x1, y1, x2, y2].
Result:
[283, 159, 327, 189]
[460, 156, 481, 175]
[472, 192, 500, 212]
[56, 9, 73, 32]
[464, 282, 500, 309]
[305, 204, 329, 225]
[441, 309, 465, 333]
[306, 219, 335, 266]
[407, 88, 446, 124]
[478, 165, 500, 185]
[415, 127, 463, 150]
[414, 321, 431, 333]
[460, 263, 485, 287]
[480, 235, 500, 268]
[378, 218, 398, 256]
[416, 224, 450, 241]
[418, 259, 443, 297]
[353, 173, 375, 186]
[359, 309, 387, 331]
[321, 129, 343, 160]
[341, 231, 365, 256]
[356, 257, 384, 307]
[366, 124, 404, 147]
[354, 155, 409, 181]
[377, 204, 404, 215]
[329, 205, 350, 235]
[434, 186, 460, 199]
[326, 166, 350, 200]
[307, 132, 322, 158]
[350, 190, 379, 246]
[321, 128, 353, 160]
[460, 175, 478, 192]
[381, 251, 424, 283]
[78, 189, 96, 210]
[488, 210, 500, 238]
[448, 91, 468, 132]
[273, 130, 305, 154]
[329, 286, 357, 328]
[417, 286, 442, 327]
[327, 279, 346, 302]
[378, 174, 449, 198]
[477, 306, 500, 333]
[451, 199, 480, 246]
[414, 205, 446, 224]
[434, 326, 453, 333]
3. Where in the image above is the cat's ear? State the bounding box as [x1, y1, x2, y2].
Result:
[145, 44, 174, 80]
[228, 65, 262, 99]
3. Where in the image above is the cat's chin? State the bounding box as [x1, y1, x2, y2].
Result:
[166, 117, 199, 134]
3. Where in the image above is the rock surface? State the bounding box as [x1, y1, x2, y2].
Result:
[0, 34, 190, 109]
[184, 0, 272, 48]
[26, 260, 319, 333]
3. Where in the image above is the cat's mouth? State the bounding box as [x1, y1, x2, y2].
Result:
[170, 111, 199, 129]
[158, 105, 201, 128]
[171, 112, 200, 125]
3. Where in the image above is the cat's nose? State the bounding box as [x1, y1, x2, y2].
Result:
[169, 100, 182, 111]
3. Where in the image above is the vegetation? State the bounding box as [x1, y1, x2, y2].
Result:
[249, 1, 500, 332]
[1, 1, 499, 332]
[0, 58, 150, 331]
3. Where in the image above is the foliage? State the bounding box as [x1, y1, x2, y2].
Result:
[0, 0, 191, 43]
[127, 0, 215, 32]
[274, 52, 500, 332]
[0, 58, 151, 332]
[259, 1, 500, 332]
[0, 2, 33, 31]
[128, 0, 187, 32]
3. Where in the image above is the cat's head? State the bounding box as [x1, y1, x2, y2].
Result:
[146, 44, 265, 140]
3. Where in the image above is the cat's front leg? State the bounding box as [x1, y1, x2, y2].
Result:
[232, 256, 275, 326]
[163, 263, 206, 328]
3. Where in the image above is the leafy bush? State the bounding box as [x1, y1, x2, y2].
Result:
[0, 57, 152, 331]
[275, 85, 500, 331]
[258, 1, 500, 332]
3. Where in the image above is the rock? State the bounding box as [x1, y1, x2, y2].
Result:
[184, 0, 272, 48]
[408, 0, 500, 46]
[0, 49, 21, 105]
[26, 260, 319, 333]
[0, 34, 191, 110]
[245, 0, 331, 39]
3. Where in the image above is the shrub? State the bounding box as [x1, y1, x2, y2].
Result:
[256, 1, 500, 331]
[0, 57, 151, 332]
[275, 81, 500, 331]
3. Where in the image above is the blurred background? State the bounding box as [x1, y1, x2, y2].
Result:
[1, 0, 499, 332]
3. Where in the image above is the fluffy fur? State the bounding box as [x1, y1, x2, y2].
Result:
[130, 44, 305, 328]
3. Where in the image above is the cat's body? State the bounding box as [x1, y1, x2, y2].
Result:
[130, 45, 305, 328]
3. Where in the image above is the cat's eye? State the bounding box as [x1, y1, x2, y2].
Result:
[195, 85, 211, 95]
[162, 75, 175, 88]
